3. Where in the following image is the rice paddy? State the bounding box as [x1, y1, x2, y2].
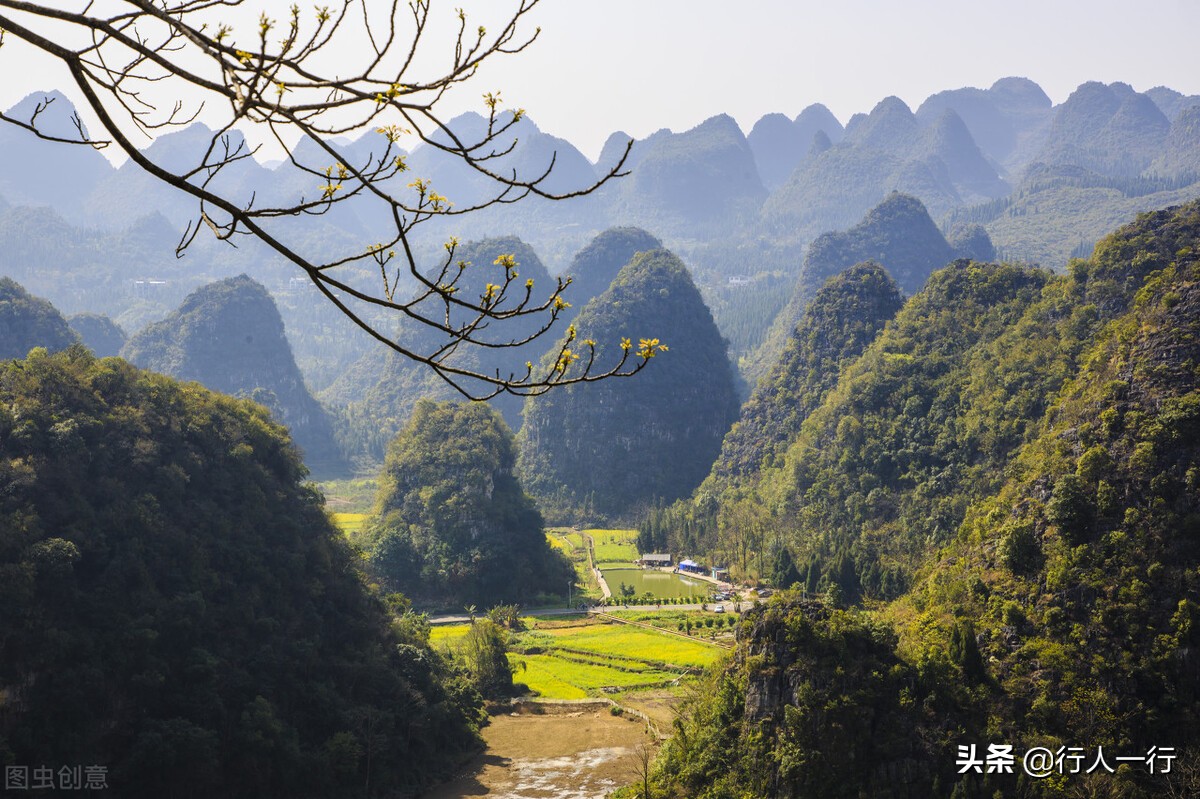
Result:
[430, 616, 724, 700]
[528, 624, 721, 669]
[423, 529, 728, 702]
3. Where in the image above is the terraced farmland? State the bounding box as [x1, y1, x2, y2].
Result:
[527, 623, 721, 669]
[431, 616, 724, 700]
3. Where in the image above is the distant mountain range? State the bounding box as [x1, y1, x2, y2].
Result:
[4, 77, 1196, 266]
[2, 77, 1198, 475]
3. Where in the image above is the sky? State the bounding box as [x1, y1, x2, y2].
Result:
[2, 0, 1199, 161]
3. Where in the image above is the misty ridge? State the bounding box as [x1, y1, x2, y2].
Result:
[4, 59, 1200, 799]
[3, 77, 1198, 426]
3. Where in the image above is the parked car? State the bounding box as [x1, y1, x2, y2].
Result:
[714, 604, 725, 613]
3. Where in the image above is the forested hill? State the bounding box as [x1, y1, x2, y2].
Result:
[357, 399, 571, 606]
[0, 277, 78, 359]
[67, 312, 126, 358]
[121, 274, 343, 476]
[0, 349, 483, 798]
[899, 198, 1200, 788]
[711, 261, 903, 484]
[640, 262, 904, 561]
[518, 248, 739, 522]
[325, 236, 555, 460]
[559, 226, 662, 314]
[746, 193, 970, 386]
[651, 201, 1200, 798]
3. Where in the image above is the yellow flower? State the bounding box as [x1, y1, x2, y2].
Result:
[637, 338, 667, 358]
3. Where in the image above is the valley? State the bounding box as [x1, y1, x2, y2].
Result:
[1, 4, 1198, 796]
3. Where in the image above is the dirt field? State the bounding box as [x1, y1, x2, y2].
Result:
[423, 705, 655, 799]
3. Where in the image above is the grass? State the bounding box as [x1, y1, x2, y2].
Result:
[588, 529, 639, 568]
[528, 624, 722, 669]
[548, 530, 603, 601]
[317, 478, 379, 514]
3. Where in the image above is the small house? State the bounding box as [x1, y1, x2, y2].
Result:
[639, 553, 672, 567]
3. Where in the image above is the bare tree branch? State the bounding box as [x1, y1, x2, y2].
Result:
[0, 0, 645, 400]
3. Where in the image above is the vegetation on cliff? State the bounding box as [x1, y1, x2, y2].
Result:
[360, 399, 571, 606]
[122, 275, 343, 475]
[518, 248, 739, 522]
[650, 201, 1200, 798]
[0, 277, 78, 359]
[0, 349, 483, 798]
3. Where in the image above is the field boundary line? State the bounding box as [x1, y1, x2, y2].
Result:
[498, 697, 670, 740]
[581, 529, 613, 599]
[589, 611, 734, 650]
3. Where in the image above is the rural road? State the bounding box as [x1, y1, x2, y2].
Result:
[427, 602, 755, 625]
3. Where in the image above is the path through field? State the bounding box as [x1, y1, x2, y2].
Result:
[422, 706, 653, 799]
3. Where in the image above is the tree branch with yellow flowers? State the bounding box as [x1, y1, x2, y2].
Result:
[0, 0, 665, 399]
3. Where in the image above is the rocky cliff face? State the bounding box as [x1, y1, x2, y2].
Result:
[657, 597, 954, 799]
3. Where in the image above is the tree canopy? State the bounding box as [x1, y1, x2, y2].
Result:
[519, 248, 739, 521]
[362, 398, 570, 605]
[0, 347, 483, 797]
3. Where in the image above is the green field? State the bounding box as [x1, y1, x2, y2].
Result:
[515, 653, 679, 696]
[430, 617, 723, 700]
[547, 531, 575, 556]
[603, 567, 710, 601]
[588, 528, 640, 567]
[606, 609, 741, 634]
[429, 623, 471, 645]
[331, 512, 368, 535]
[548, 530, 602, 601]
[528, 623, 721, 669]
[317, 478, 379, 513]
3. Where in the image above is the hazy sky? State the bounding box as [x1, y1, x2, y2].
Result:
[3, 0, 1199, 160]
